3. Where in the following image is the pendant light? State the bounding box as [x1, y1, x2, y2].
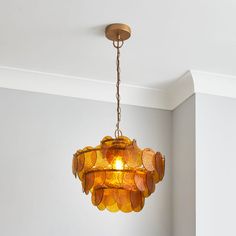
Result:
[72, 23, 165, 213]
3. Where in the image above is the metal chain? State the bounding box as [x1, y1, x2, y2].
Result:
[113, 37, 124, 138]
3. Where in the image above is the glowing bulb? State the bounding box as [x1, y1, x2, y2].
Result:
[113, 157, 124, 170]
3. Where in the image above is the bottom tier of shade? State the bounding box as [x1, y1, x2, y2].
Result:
[92, 188, 145, 212]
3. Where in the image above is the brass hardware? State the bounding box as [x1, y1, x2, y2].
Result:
[105, 23, 131, 41]
[105, 23, 131, 138]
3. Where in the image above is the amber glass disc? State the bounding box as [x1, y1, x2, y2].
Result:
[103, 189, 116, 206]
[107, 202, 119, 212]
[124, 141, 142, 168]
[134, 172, 147, 192]
[130, 191, 142, 209]
[123, 172, 136, 190]
[142, 148, 156, 171]
[153, 170, 160, 183]
[146, 172, 155, 194]
[92, 189, 104, 206]
[117, 189, 132, 213]
[84, 172, 95, 194]
[72, 155, 78, 177]
[155, 152, 165, 180]
[83, 147, 97, 171]
[97, 201, 106, 210]
[94, 171, 106, 188]
[77, 153, 85, 172]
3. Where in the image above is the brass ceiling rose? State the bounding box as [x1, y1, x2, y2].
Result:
[105, 23, 131, 41]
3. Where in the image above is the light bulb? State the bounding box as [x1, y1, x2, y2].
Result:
[113, 157, 124, 170]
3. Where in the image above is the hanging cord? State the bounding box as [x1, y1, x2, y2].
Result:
[113, 36, 124, 138]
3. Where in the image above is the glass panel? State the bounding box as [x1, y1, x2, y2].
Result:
[95, 149, 109, 169]
[146, 172, 155, 194]
[77, 153, 85, 172]
[134, 172, 147, 192]
[106, 147, 125, 164]
[103, 189, 116, 206]
[132, 195, 145, 212]
[83, 147, 97, 171]
[105, 171, 124, 188]
[92, 189, 104, 206]
[142, 148, 156, 171]
[119, 136, 132, 145]
[130, 190, 142, 209]
[155, 152, 165, 180]
[153, 170, 160, 183]
[117, 189, 132, 213]
[123, 172, 136, 191]
[84, 172, 95, 194]
[106, 202, 119, 212]
[72, 155, 78, 177]
[124, 141, 142, 168]
[97, 201, 106, 211]
[93, 171, 106, 189]
[78, 169, 84, 181]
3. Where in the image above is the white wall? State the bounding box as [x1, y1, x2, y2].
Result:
[172, 93, 236, 236]
[196, 94, 236, 236]
[3, 87, 235, 236]
[0, 88, 172, 236]
[172, 96, 196, 236]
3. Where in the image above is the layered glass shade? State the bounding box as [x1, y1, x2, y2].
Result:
[72, 136, 165, 213]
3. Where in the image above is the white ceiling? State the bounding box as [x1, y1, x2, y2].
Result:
[0, 0, 236, 89]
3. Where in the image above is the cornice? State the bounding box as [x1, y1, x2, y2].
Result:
[0, 66, 235, 110]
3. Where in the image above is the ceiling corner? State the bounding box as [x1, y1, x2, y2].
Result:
[166, 71, 195, 110]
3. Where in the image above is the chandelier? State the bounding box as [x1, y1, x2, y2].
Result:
[72, 23, 165, 213]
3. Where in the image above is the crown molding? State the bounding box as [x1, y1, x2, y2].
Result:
[167, 70, 236, 109]
[191, 70, 236, 99]
[0, 66, 236, 110]
[0, 66, 169, 109]
[167, 71, 194, 110]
